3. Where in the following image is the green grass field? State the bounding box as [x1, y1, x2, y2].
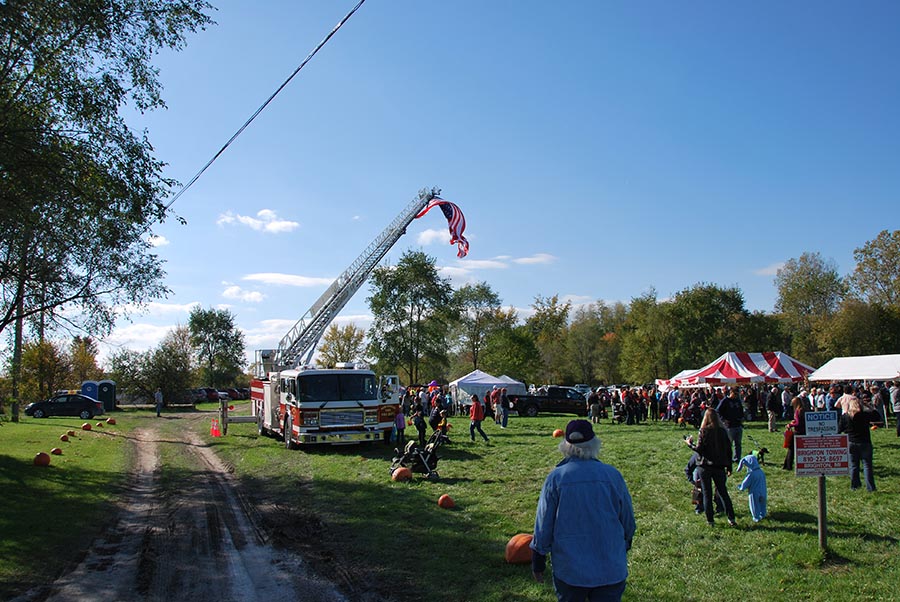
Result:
[2, 408, 898, 601]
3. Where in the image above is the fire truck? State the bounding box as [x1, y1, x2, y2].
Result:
[242, 188, 439, 446]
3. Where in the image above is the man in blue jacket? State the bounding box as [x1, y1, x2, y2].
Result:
[531, 420, 636, 602]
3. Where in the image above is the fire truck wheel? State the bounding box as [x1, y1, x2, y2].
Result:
[257, 415, 266, 437]
[283, 418, 296, 450]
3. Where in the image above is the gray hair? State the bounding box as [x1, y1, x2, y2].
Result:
[558, 437, 602, 459]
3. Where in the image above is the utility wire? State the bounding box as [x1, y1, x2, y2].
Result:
[164, 0, 368, 210]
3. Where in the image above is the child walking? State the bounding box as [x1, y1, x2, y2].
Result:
[394, 407, 406, 447]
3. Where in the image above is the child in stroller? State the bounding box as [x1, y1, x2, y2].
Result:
[390, 427, 450, 480]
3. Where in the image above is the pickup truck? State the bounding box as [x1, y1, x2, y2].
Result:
[509, 386, 588, 418]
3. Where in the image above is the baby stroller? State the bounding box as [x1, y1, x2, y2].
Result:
[390, 428, 449, 480]
[611, 401, 626, 424]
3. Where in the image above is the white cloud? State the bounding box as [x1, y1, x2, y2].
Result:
[417, 228, 448, 246]
[115, 300, 200, 317]
[217, 209, 299, 233]
[353, 215, 361, 221]
[243, 273, 334, 287]
[222, 285, 265, 303]
[754, 262, 785, 276]
[148, 235, 169, 247]
[514, 253, 557, 265]
[438, 266, 472, 279]
[460, 258, 508, 270]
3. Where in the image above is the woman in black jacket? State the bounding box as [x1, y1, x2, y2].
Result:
[838, 393, 880, 492]
[685, 408, 737, 527]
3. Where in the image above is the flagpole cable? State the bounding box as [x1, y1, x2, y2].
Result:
[164, 0, 368, 210]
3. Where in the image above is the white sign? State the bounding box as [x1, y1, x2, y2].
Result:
[795, 434, 849, 477]
[804, 411, 838, 436]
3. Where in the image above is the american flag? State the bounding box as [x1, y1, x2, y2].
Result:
[414, 197, 469, 258]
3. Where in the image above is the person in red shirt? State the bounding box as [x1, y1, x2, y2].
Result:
[469, 393, 490, 442]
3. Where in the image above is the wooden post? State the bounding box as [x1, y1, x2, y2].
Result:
[817, 475, 827, 550]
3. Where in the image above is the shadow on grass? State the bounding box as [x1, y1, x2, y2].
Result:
[0, 455, 123, 600]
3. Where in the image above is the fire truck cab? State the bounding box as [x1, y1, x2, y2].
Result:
[252, 363, 400, 446]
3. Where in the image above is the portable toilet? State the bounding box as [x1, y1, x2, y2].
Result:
[98, 380, 117, 411]
[81, 380, 99, 401]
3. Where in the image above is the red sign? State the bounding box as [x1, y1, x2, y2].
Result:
[795, 435, 849, 477]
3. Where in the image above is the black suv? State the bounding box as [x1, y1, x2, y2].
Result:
[25, 394, 103, 419]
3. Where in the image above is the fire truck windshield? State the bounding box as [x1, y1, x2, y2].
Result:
[297, 373, 378, 402]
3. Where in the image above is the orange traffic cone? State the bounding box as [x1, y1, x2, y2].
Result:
[210, 418, 221, 437]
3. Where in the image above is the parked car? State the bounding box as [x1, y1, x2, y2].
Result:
[226, 388, 242, 401]
[573, 384, 593, 398]
[202, 387, 220, 402]
[217, 390, 231, 401]
[25, 393, 104, 419]
[238, 387, 250, 400]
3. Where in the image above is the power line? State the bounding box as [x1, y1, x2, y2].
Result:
[164, 0, 368, 210]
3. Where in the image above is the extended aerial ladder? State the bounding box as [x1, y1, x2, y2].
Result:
[254, 186, 439, 376]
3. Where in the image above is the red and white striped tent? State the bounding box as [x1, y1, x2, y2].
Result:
[669, 351, 816, 386]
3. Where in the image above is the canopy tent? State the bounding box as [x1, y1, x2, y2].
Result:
[669, 351, 816, 386]
[809, 354, 900, 382]
[449, 369, 514, 404]
[497, 375, 528, 396]
[655, 369, 696, 393]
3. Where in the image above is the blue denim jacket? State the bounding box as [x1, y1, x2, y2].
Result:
[531, 457, 636, 587]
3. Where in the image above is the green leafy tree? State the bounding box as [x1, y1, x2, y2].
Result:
[667, 283, 749, 369]
[145, 327, 196, 405]
[850, 230, 900, 307]
[108, 348, 152, 402]
[367, 251, 455, 384]
[526, 295, 571, 384]
[480, 317, 541, 386]
[619, 290, 673, 383]
[817, 299, 900, 358]
[19, 339, 70, 402]
[0, 0, 213, 339]
[317, 323, 367, 368]
[70, 336, 101, 384]
[188, 307, 246, 387]
[594, 301, 628, 385]
[775, 252, 846, 365]
[566, 305, 602, 385]
[452, 282, 502, 371]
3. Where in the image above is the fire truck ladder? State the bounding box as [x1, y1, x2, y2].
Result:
[264, 187, 439, 373]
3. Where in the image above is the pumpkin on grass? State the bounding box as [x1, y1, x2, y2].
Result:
[438, 494, 455, 509]
[59, 434, 69, 442]
[51, 448, 63, 455]
[391, 467, 413, 482]
[106, 417, 117, 425]
[505, 533, 534, 564]
[34, 452, 51, 467]
[67, 430, 76, 436]
[552, 429, 564, 438]
[81, 423, 92, 431]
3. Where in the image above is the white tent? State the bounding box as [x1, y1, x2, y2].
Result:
[449, 369, 511, 405]
[497, 375, 528, 396]
[809, 354, 900, 382]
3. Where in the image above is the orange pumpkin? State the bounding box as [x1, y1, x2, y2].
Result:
[81, 423, 92, 431]
[106, 417, 117, 425]
[438, 494, 455, 509]
[51, 448, 63, 455]
[391, 466, 413, 482]
[59, 434, 69, 442]
[552, 429, 564, 438]
[505, 533, 534, 564]
[67, 430, 76, 436]
[96, 422, 103, 427]
[34, 452, 51, 467]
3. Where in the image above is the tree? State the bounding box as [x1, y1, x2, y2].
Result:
[480, 320, 541, 386]
[145, 327, 196, 405]
[526, 295, 571, 384]
[188, 307, 246, 387]
[817, 299, 900, 358]
[593, 301, 628, 385]
[19, 339, 70, 403]
[452, 282, 502, 371]
[850, 230, 900, 307]
[367, 251, 454, 384]
[317, 323, 366, 368]
[667, 283, 749, 369]
[566, 305, 602, 385]
[0, 1, 213, 404]
[70, 336, 101, 384]
[619, 290, 673, 383]
[775, 252, 846, 365]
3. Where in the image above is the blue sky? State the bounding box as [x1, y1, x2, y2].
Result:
[102, 0, 900, 366]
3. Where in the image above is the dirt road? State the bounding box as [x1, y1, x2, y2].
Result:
[14, 422, 346, 602]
